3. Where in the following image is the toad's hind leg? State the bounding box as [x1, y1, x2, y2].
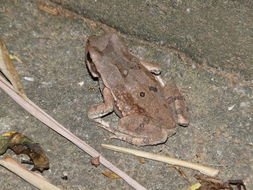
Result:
[114, 115, 173, 145]
[164, 83, 189, 126]
[93, 115, 171, 146]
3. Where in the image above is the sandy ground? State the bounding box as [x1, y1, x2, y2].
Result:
[0, 0, 252, 189]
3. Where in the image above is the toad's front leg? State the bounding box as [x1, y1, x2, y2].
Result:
[87, 86, 125, 135]
[87, 86, 119, 134]
[87, 87, 114, 119]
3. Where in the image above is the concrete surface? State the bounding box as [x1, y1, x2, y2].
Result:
[0, 0, 252, 189]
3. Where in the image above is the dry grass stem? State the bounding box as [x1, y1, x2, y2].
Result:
[102, 144, 219, 177]
[0, 156, 61, 190]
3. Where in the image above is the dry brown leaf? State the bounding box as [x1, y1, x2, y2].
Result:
[37, 4, 60, 16]
[0, 39, 25, 96]
[0, 131, 49, 172]
[91, 156, 100, 167]
[172, 165, 190, 184]
[37, 3, 78, 18]
[102, 171, 121, 179]
[194, 175, 247, 190]
[137, 157, 145, 164]
[87, 86, 96, 91]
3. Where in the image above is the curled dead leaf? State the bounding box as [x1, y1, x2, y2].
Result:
[0, 132, 49, 172]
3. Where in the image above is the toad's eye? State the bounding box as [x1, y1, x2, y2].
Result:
[86, 52, 100, 78]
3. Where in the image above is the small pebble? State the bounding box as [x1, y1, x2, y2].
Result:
[61, 171, 68, 180]
[78, 81, 84, 86]
[23, 76, 34, 81]
[228, 104, 235, 111]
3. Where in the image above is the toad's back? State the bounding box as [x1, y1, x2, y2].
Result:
[92, 34, 176, 129]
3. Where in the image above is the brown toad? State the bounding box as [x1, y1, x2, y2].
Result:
[85, 33, 189, 145]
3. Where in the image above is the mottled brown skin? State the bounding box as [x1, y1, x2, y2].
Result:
[86, 33, 189, 145]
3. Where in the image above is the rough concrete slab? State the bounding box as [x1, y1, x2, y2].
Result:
[51, 0, 253, 82]
[0, 0, 252, 190]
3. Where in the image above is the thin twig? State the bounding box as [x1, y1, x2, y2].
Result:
[102, 144, 219, 177]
